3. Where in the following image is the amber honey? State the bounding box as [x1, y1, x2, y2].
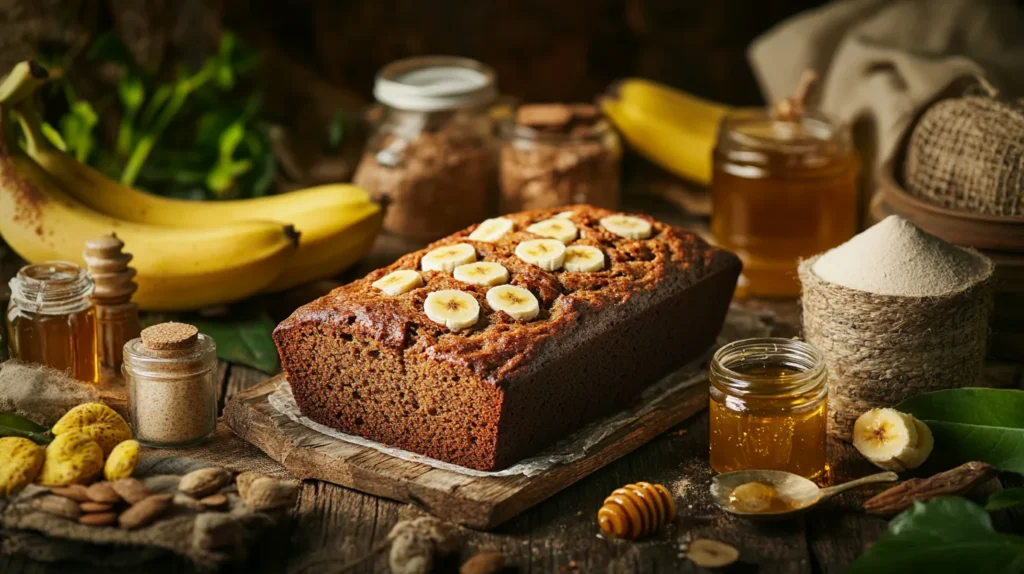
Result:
[711, 110, 858, 297]
[6, 262, 99, 383]
[709, 338, 827, 480]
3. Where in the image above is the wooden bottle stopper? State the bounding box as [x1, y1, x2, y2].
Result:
[83, 234, 141, 372]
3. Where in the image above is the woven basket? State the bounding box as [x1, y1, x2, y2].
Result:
[903, 87, 1024, 217]
[798, 256, 994, 441]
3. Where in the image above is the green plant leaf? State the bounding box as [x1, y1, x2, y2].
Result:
[190, 312, 278, 373]
[40, 122, 67, 152]
[898, 388, 1024, 473]
[327, 112, 346, 151]
[988, 488, 1024, 512]
[847, 497, 1024, 574]
[0, 411, 52, 445]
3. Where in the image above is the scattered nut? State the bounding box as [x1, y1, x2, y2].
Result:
[686, 539, 740, 568]
[50, 484, 91, 502]
[51, 402, 132, 457]
[235, 471, 263, 500]
[79, 511, 118, 526]
[104, 439, 140, 481]
[200, 493, 229, 510]
[179, 467, 231, 498]
[111, 478, 150, 504]
[241, 476, 298, 511]
[460, 551, 505, 574]
[173, 493, 207, 511]
[80, 501, 114, 513]
[388, 517, 460, 574]
[37, 431, 104, 486]
[33, 495, 82, 519]
[86, 482, 121, 503]
[0, 437, 45, 497]
[118, 493, 173, 529]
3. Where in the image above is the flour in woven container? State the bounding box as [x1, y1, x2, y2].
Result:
[812, 215, 989, 296]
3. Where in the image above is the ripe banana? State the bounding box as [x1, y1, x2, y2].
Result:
[0, 131, 297, 311]
[14, 107, 382, 291]
[600, 78, 730, 186]
[852, 408, 934, 472]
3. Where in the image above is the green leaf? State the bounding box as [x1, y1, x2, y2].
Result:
[988, 488, 1024, 512]
[0, 411, 52, 445]
[59, 100, 98, 162]
[190, 312, 278, 373]
[899, 388, 1024, 473]
[847, 497, 1024, 574]
[327, 112, 346, 151]
[40, 122, 68, 152]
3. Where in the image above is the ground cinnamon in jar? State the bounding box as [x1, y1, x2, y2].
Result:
[123, 322, 217, 447]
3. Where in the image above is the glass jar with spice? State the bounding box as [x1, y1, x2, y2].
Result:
[6, 261, 99, 383]
[709, 338, 828, 481]
[710, 108, 858, 298]
[498, 103, 621, 212]
[123, 322, 217, 447]
[354, 56, 498, 241]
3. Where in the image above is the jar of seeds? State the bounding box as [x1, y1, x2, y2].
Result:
[123, 322, 217, 447]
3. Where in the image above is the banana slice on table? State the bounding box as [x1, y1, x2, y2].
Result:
[563, 245, 605, 272]
[421, 243, 477, 273]
[423, 290, 480, 331]
[486, 285, 540, 321]
[453, 262, 510, 286]
[468, 217, 514, 242]
[600, 215, 653, 239]
[515, 239, 566, 271]
[852, 408, 932, 471]
[527, 218, 578, 243]
[372, 270, 423, 296]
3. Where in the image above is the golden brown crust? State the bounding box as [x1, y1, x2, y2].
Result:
[276, 205, 736, 384]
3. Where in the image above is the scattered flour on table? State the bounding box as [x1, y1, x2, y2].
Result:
[812, 215, 989, 296]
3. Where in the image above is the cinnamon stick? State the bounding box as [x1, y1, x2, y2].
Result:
[862, 461, 997, 517]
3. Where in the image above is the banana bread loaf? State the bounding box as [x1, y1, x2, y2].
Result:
[274, 205, 740, 471]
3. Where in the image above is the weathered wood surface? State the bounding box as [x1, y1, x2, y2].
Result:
[223, 372, 708, 529]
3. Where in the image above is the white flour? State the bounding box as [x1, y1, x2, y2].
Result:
[812, 215, 989, 296]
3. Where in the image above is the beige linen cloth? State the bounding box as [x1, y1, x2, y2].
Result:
[748, 0, 1024, 218]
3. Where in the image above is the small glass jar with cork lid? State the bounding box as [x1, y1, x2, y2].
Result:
[123, 322, 217, 447]
[709, 338, 828, 481]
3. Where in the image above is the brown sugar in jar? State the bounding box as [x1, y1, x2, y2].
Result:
[123, 322, 218, 447]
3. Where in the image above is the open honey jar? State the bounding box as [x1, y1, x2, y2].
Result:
[711, 109, 858, 297]
[709, 338, 827, 481]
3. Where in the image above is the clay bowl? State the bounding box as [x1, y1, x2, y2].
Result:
[877, 158, 1024, 252]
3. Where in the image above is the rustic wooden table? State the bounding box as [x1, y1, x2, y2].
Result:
[3, 195, 1023, 573]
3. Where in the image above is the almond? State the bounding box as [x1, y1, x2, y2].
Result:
[50, 484, 90, 502]
[461, 551, 506, 574]
[111, 478, 150, 504]
[241, 476, 298, 511]
[199, 493, 229, 510]
[179, 467, 231, 498]
[79, 511, 118, 526]
[86, 481, 121, 503]
[80, 501, 114, 513]
[33, 494, 82, 518]
[118, 493, 173, 529]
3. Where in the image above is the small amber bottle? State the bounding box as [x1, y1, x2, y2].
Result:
[6, 261, 99, 383]
[709, 338, 828, 480]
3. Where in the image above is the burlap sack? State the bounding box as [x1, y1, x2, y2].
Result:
[798, 256, 993, 440]
[903, 86, 1024, 216]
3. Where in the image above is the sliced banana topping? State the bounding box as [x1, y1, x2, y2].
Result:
[553, 210, 575, 219]
[486, 285, 540, 321]
[453, 261, 510, 286]
[423, 290, 480, 331]
[600, 215, 653, 239]
[468, 217, 514, 242]
[371, 270, 423, 296]
[852, 408, 931, 471]
[421, 243, 477, 273]
[515, 239, 566, 271]
[527, 218, 579, 244]
[563, 245, 605, 272]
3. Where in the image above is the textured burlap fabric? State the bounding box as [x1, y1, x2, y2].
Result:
[0, 361, 100, 425]
[798, 256, 993, 440]
[904, 92, 1024, 216]
[1, 474, 277, 569]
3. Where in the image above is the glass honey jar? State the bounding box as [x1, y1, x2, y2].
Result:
[709, 338, 827, 480]
[711, 109, 858, 297]
[6, 261, 99, 383]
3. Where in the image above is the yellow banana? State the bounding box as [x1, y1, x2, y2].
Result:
[16, 108, 382, 290]
[601, 78, 731, 186]
[0, 129, 298, 311]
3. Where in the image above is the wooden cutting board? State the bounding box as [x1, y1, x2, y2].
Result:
[223, 373, 707, 530]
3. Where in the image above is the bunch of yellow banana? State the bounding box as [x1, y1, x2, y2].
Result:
[0, 61, 382, 311]
[600, 78, 730, 186]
